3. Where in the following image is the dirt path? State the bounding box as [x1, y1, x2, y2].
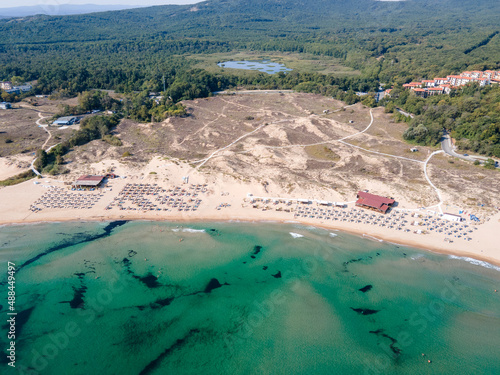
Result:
[189, 118, 290, 172]
[423, 150, 445, 213]
[30, 112, 53, 176]
[188, 106, 447, 212]
[178, 106, 228, 147]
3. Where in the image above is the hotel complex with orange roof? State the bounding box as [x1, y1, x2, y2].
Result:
[401, 69, 500, 98]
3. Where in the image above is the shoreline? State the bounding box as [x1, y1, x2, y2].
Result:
[2, 213, 500, 269]
[1, 155, 498, 270]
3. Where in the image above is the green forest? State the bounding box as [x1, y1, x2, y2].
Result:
[0, 0, 499, 157]
[383, 84, 500, 157]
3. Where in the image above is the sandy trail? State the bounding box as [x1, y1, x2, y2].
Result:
[187, 107, 448, 213]
[30, 112, 53, 176]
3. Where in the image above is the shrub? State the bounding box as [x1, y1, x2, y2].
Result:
[0, 170, 36, 186]
[484, 158, 497, 169]
[103, 135, 123, 146]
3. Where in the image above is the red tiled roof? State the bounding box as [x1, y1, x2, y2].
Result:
[356, 192, 395, 213]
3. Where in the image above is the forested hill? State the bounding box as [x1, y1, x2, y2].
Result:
[0, 0, 499, 92]
[1, 0, 499, 44]
[0, 0, 499, 158]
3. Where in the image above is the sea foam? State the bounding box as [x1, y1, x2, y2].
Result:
[182, 228, 206, 233]
[290, 232, 304, 238]
[172, 228, 206, 233]
[448, 255, 500, 272]
[410, 254, 425, 260]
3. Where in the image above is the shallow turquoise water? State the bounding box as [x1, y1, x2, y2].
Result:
[217, 60, 292, 74]
[0, 221, 499, 374]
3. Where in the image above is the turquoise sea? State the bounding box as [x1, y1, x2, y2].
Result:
[1, 221, 499, 375]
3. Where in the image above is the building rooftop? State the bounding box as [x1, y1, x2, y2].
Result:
[55, 116, 77, 122]
[74, 175, 105, 186]
[356, 191, 395, 213]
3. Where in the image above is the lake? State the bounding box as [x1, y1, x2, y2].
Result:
[217, 60, 292, 74]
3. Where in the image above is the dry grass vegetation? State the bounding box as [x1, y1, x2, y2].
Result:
[56, 92, 499, 211]
[429, 153, 499, 210]
[188, 51, 361, 76]
[0, 108, 49, 156]
[0, 98, 79, 157]
[304, 145, 341, 161]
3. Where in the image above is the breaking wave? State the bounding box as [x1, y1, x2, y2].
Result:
[448, 255, 500, 272]
[172, 228, 206, 233]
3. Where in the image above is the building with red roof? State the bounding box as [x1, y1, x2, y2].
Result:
[412, 88, 427, 97]
[402, 70, 498, 95]
[74, 175, 105, 188]
[356, 191, 395, 214]
[427, 87, 444, 95]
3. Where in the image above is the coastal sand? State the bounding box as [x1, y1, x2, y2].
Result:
[0, 155, 31, 180]
[1, 156, 499, 267]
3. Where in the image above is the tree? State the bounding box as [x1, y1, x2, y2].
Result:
[78, 91, 104, 112]
[403, 123, 431, 143]
[34, 149, 48, 171]
[384, 101, 395, 113]
[10, 76, 23, 85]
[1, 91, 12, 102]
[361, 95, 376, 108]
[484, 158, 497, 169]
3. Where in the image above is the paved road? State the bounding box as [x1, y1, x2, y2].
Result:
[395, 107, 414, 119]
[441, 132, 473, 161]
[441, 132, 499, 168]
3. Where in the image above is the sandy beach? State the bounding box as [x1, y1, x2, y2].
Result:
[1, 155, 499, 267]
